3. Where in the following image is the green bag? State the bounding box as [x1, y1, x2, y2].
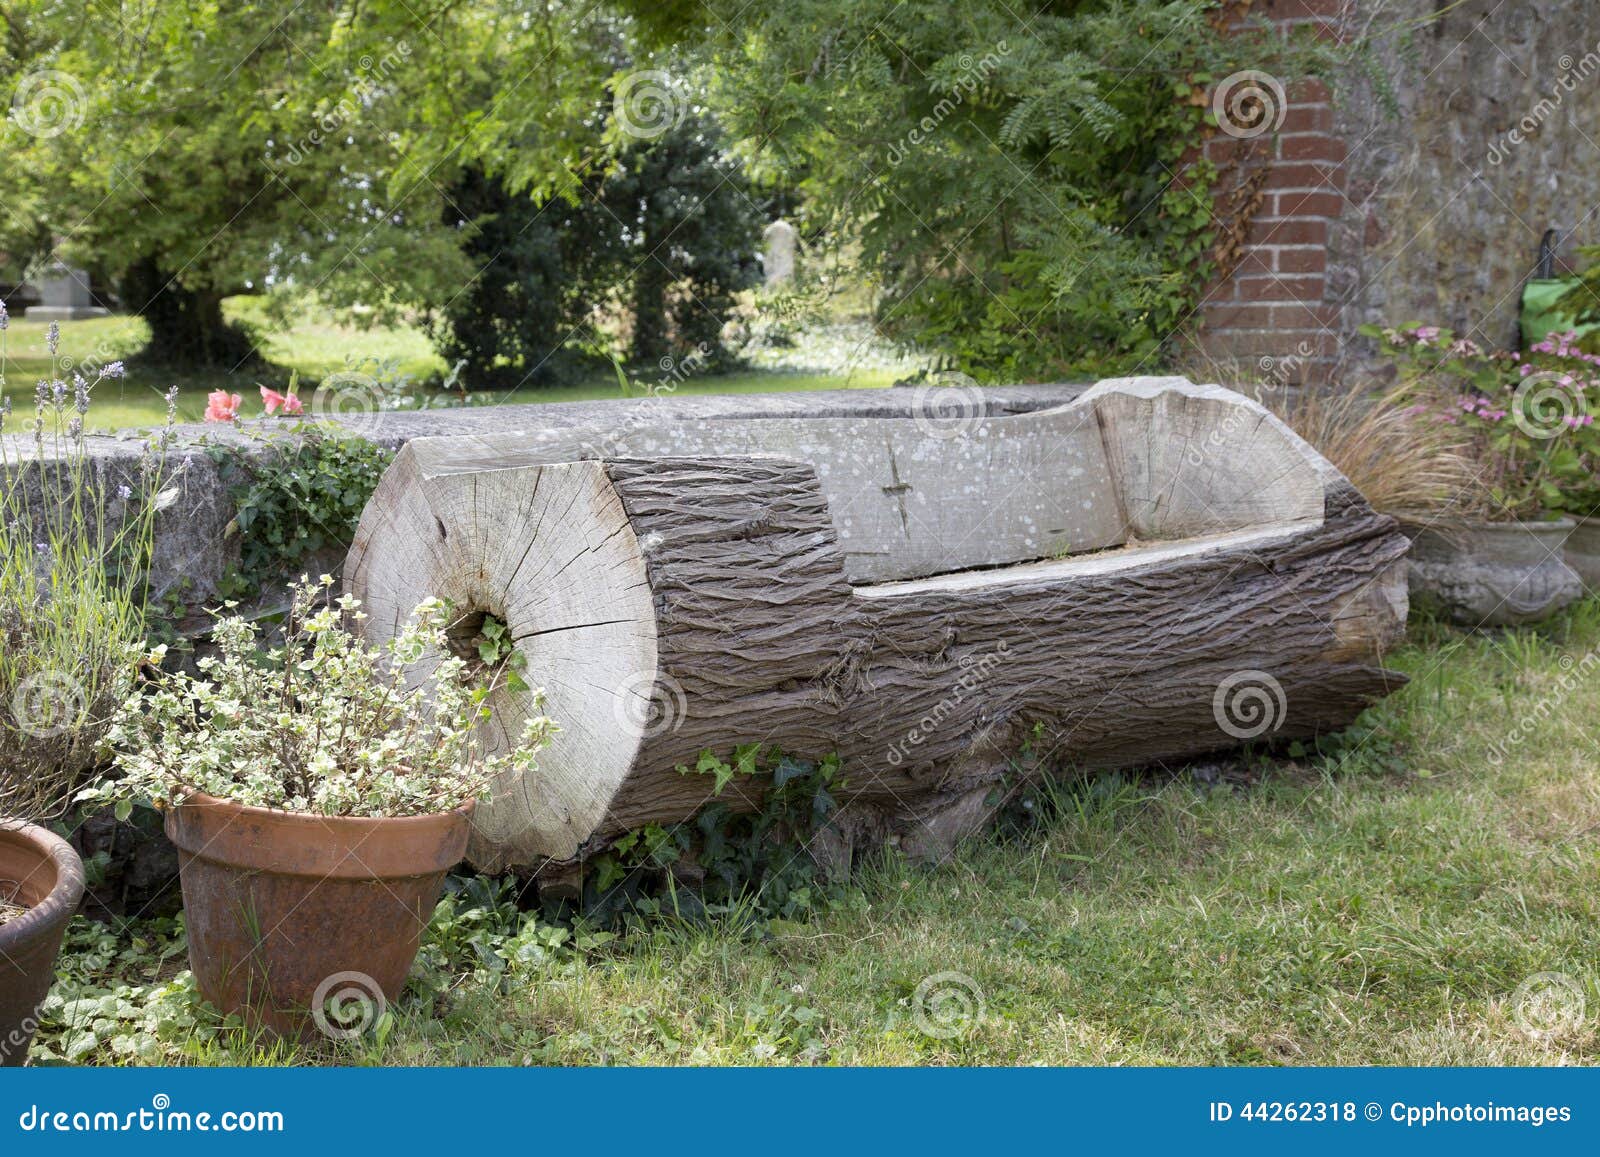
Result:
[1520, 229, 1600, 348]
[1520, 277, 1598, 348]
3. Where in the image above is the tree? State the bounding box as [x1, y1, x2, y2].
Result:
[604, 113, 763, 369]
[0, 1, 618, 366]
[436, 111, 761, 387]
[433, 167, 620, 389]
[621, 0, 1339, 379]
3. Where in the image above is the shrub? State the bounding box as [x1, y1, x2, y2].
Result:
[1269, 381, 1478, 517]
[675, 0, 1345, 379]
[436, 112, 761, 387]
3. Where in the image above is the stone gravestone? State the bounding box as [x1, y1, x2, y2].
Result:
[26, 263, 108, 322]
[762, 219, 797, 287]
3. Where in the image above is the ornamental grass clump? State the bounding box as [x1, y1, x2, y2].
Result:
[89, 576, 555, 818]
[0, 308, 175, 819]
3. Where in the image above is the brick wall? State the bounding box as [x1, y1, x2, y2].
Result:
[1196, 0, 1351, 385]
[1196, 0, 1600, 385]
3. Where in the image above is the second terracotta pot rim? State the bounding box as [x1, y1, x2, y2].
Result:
[0, 819, 87, 953]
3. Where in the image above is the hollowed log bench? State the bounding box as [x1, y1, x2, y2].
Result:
[346, 377, 1410, 874]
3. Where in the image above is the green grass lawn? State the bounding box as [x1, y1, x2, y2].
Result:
[0, 302, 898, 431]
[34, 604, 1600, 1066]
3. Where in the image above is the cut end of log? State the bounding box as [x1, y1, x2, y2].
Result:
[345, 455, 658, 867]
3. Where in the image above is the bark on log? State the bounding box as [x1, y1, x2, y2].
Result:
[346, 378, 1410, 873]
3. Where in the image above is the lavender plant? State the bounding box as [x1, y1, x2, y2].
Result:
[0, 307, 175, 819]
[88, 576, 556, 818]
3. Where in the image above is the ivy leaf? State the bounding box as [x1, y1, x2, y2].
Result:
[772, 756, 812, 787]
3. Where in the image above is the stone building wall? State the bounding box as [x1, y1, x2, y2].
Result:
[1199, 0, 1600, 383]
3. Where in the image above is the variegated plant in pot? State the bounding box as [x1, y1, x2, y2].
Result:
[82, 577, 556, 1042]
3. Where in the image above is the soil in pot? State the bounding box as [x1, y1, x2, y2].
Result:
[0, 821, 87, 1067]
[1404, 517, 1584, 627]
[164, 792, 470, 1043]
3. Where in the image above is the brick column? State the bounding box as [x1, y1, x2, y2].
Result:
[1196, 0, 1351, 385]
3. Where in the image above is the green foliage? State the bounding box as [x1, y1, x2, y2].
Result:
[33, 603, 1600, 1065]
[1361, 322, 1594, 519]
[581, 745, 846, 925]
[0, 2, 617, 361]
[412, 875, 616, 999]
[658, 0, 1344, 379]
[436, 112, 762, 387]
[29, 916, 213, 1064]
[207, 428, 392, 601]
[88, 577, 557, 818]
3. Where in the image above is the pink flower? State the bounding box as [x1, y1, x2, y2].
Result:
[1411, 325, 1441, 345]
[260, 386, 304, 416]
[204, 390, 242, 422]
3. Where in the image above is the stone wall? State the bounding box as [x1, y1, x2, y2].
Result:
[1198, 0, 1600, 381]
[5, 384, 1089, 631]
[1333, 0, 1600, 360]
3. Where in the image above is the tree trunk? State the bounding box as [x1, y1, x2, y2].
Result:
[630, 258, 671, 367]
[117, 257, 258, 368]
[346, 378, 1411, 874]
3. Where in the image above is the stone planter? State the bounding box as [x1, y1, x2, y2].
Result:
[1564, 515, 1600, 592]
[1403, 517, 1584, 627]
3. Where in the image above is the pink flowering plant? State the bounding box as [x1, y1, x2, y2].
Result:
[1363, 322, 1594, 521]
[202, 383, 302, 422]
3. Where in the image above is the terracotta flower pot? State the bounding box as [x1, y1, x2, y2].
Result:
[1403, 517, 1584, 627]
[0, 820, 86, 1066]
[1564, 515, 1600, 592]
[164, 791, 471, 1042]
